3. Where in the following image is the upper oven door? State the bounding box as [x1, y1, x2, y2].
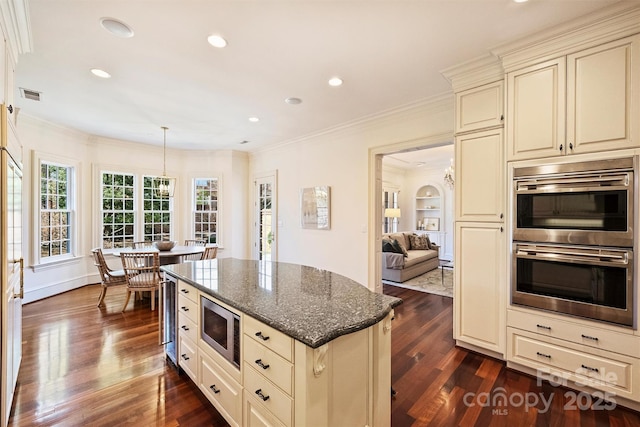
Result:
[513, 158, 635, 247]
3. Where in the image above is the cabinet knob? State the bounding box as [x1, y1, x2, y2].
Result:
[7, 104, 13, 114]
[559, 144, 563, 152]
[500, 114, 504, 121]
[569, 143, 574, 150]
[181, 325, 189, 331]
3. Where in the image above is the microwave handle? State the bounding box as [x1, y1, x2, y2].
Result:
[516, 173, 629, 191]
[517, 247, 628, 264]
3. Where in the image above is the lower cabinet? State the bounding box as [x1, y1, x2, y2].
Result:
[244, 390, 286, 427]
[199, 350, 243, 426]
[454, 222, 506, 357]
[506, 308, 640, 404]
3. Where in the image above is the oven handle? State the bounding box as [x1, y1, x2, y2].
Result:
[516, 247, 628, 264]
[516, 172, 629, 191]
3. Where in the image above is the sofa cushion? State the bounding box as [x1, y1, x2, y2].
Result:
[385, 232, 410, 253]
[382, 239, 406, 256]
[403, 249, 439, 268]
[408, 233, 431, 250]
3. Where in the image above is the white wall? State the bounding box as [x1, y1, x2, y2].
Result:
[18, 115, 249, 302]
[249, 96, 454, 286]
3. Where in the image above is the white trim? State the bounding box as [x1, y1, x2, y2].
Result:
[31, 150, 81, 267]
[252, 170, 278, 261]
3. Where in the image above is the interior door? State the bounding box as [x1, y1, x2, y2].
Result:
[1, 105, 23, 426]
[254, 174, 277, 261]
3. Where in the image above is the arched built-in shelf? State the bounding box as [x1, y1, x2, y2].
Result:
[415, 184, 446, 256]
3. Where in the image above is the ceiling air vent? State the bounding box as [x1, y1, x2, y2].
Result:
[20, 88, 41, 101]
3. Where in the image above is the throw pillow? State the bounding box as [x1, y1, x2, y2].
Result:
[382, 239, 407, 256]
[409, 233, 431, 250]
[392, 238, 408, 257]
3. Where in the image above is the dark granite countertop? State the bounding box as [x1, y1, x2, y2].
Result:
[161, 258, 403, 349]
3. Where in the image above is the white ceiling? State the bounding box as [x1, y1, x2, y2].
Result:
[15, 0, 623, 151]
[383, 143, 454, 170]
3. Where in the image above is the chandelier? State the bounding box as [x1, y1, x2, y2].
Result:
[152, 126, 177, 198]
[444, 158, 454, 189]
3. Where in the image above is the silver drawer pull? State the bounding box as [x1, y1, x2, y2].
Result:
[181, 353, 190, 361]
[255, 389, 270, 401]
[255, 359, 270, 370]
[581, 334, 599, 342]
[210, 385, 220, 394]
[536, 351, 551, 359]
[536, 324, 551, 331]
[581, 364, 599, 373]
[181, 325, 189, 331]
[255, 331, 270, 341]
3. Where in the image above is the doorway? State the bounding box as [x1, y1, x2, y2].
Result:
[253, 172, 277, 261]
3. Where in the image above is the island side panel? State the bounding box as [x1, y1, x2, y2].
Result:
[293, 313, 393, 427]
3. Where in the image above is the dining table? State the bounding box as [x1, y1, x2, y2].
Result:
[111, 245, 206, 265]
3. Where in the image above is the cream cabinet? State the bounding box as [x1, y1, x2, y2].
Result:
[177, 281, 198, 381]
[455, 128, 504, 222]
[454, 222, 506, 356]
[507, 308, 640, 403]
[455, 80, 504, 133]
[507, 34, 640, 161]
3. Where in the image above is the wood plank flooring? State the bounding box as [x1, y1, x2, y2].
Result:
[7, 283, 640, 426]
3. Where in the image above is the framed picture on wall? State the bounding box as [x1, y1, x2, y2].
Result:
[425, 217, 439, 231]
[301, 186, 331, 230]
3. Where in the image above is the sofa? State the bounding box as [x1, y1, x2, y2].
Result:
[381, 232, 440, 283]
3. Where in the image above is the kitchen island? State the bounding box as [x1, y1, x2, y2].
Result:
[162, 258, 402, 427]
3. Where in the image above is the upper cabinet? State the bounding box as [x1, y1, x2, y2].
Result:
[507, 34, 640, 161]
[455, 81, 504, 134]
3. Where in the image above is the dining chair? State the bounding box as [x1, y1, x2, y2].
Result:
[132, 241, 151, 249]
[92, 248, 128, 307]
[184, 239, 206, 246]
[182, 251, 204, 261]
[202, 245, 218, 260]
[120, 251, 163, 311]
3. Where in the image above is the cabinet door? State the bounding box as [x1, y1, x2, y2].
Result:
[456, 81, 504, 133]
[455, 129, 504, 222]
[454, 222, 505, 355]
[507, 58, 566, 160]
[567, 35, 640, 154]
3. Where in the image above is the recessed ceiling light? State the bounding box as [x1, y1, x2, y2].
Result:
[285, 97, 302, 105]
[207, 35, 228, 48]
[100, 17, 134, 38]
[328, 77, 343, 87]
[513, 0, 528, 3]
[248, 117, 260, 122]
[90, 68, 111, 78]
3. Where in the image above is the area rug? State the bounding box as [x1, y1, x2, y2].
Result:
[382, 267, 453, 298]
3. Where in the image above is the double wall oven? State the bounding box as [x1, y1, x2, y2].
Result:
[512, 157, 636, 327]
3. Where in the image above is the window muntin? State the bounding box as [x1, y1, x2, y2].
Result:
[194, 178, 218, 244]
[40, 162, 72, 259]
[143, 176, 172, 242]
[101, 172, 135, 249]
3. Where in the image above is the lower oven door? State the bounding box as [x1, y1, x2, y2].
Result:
[512, 243, 634, 327]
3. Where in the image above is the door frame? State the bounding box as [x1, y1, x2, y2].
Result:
[367, 132, 453, 293]
[252, 170, 278, 261]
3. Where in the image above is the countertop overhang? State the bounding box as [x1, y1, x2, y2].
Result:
[162, 258, 403, 348]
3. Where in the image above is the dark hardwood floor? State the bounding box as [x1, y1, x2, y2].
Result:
[8, 283, 640, 426]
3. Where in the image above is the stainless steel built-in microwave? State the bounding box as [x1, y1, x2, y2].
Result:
[513, 157, 635, 248]
[201, 296, 240, 368]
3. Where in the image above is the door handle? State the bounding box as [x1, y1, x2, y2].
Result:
[10, 258, 24, 299]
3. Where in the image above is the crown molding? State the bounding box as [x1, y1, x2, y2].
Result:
[0, 0, 32, 60]
[493, 2, 640, 72]
[440, 54, 504, 93]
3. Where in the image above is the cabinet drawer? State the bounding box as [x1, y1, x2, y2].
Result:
[178, 293, 198, 324]
[508, 309, 640, 358]
[200, 351, 242, 426]
[508, 329, 635, 393]
[244, 315, 293, 362]
[177, 281, 197, 303]
[243, 335, 293, 395]
[178, 335, 197, 381]
[244, 365, 293, 427]
[244, 390, 287, 427]
[178, 312, 198, 344]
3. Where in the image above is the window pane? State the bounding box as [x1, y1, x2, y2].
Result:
[143, 175, 172, 242]
[40, 161, 73, 260]
[101, 172, 135, 249]
[193, 178, 218, 242]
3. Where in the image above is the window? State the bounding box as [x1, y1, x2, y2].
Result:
[101, 172, 135, 249]
[194, 178, 218, 243]
[143, 176, 172, 242]
[40, 162, 73, 259]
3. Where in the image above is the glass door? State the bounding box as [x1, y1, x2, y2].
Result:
[254, 174, 277, 261]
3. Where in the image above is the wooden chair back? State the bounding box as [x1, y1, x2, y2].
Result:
[202, 245, 218, 260]
[184, 239, 206, 246]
